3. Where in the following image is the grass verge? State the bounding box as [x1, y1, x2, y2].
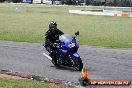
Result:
[0, 4, 132, 48]
[0, 78, 69, 88]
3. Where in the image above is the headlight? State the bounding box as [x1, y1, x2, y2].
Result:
[68, 43, 75, 48]
[62, 50, 68, 53]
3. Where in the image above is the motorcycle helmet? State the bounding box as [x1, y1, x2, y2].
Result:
[49, 21, 57, 30]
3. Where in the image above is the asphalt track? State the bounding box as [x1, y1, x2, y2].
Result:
[0, 41, 132, 88]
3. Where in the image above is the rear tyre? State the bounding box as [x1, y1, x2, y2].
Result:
[73, 58, 83, 71]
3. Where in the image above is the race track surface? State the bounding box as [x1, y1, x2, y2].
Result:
[0, 41, 132, 88]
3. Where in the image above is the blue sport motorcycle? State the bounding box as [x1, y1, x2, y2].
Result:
[43, 31, 83, 71]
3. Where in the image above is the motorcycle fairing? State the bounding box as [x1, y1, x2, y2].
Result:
[70, 52, 80, 59]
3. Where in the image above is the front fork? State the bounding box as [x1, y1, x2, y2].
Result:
[59, 52, 80, 67]
[69, 52, 80, 66]
[70, 52, 80, 59]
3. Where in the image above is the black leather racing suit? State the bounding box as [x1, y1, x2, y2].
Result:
[45, 28, 64, 54]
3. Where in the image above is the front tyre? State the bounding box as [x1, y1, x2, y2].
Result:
[73, 58, 83, 71]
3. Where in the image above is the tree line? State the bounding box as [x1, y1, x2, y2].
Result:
[0, 0, 21, 3]
[85, 0, 132, 7]
[0, 0, 131, 7]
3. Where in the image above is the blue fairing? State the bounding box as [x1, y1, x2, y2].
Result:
[60, 39, 77, 50]
[58, 34, 79, 59]
[70, 53, 80, 59]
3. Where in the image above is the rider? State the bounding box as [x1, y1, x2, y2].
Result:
[45, 21, 64, 65]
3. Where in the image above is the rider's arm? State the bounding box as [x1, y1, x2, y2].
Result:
[57, 29, 64, 35]
[45, 31, 53, 46]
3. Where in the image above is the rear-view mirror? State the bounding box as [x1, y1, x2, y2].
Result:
[75, 31, 79, 36]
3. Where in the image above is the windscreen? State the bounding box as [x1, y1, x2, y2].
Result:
[59, 34, 74, 43]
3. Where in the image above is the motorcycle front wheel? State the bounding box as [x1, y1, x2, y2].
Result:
[73, 58, 83, 71]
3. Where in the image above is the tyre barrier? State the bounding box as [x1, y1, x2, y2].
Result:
[114, 13, 132, 17]
[69, 10, 132, 18]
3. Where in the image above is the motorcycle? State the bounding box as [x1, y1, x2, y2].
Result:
[43, 31, 83, 71]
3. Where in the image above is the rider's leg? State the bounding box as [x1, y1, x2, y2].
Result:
[45, 46, 53, 54]
[45, 46, 59, 65]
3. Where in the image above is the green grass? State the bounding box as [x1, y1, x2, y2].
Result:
[0, 78, 69, 88]
[0, 4, 132, 48]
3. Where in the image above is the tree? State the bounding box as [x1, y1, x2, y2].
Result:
[85, 0, 92, 5]
[114, 0, 117, 6]
[63, 0, 76, 5]
[12, 0, 21, 2]
[0, 0, 5, 2]
[125, 0, 132, 6]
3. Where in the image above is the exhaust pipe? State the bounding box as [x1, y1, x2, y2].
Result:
[43, 53, 52, 61]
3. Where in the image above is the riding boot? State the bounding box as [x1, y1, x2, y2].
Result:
[50, 52, 61, 67]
